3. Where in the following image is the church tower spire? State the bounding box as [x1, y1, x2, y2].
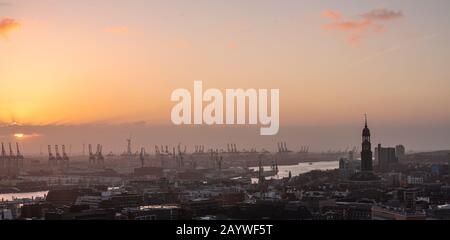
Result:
[361, 114, 373, 172]
[365, 113, 367, 128]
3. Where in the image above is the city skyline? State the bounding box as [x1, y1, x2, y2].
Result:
[1, 118, 449, 155]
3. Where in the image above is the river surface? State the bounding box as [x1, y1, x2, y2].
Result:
[250, 160, 339, 183]
[0, 191, 49, 202]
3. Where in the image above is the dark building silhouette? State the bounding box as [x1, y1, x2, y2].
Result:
[361, 115, 373, 172]
[447, 153, 450, 168]
[375, 144, 398, 172]
[395, 145, 406, 160]
[349, 115, 379, 182]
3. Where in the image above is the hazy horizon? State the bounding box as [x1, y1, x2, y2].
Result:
[2, 122, 450, 155]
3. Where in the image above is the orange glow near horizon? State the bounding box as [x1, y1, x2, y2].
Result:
[1, 1, 450, 128]
[14, 133, 24, 139]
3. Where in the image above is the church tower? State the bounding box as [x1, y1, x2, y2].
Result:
[361, 114, 373, 172]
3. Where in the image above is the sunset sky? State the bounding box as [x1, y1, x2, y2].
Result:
[1, 0, 450, 152]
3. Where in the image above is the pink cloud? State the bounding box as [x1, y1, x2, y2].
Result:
[321, 8, 403, 45]
[323, 19, 371, 31]
[362, 8, 403, 21]
[0, 18, 20, 38]
[322, 10, 342, 21]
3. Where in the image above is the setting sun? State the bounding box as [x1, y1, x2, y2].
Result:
[14, 133, 24, 139]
